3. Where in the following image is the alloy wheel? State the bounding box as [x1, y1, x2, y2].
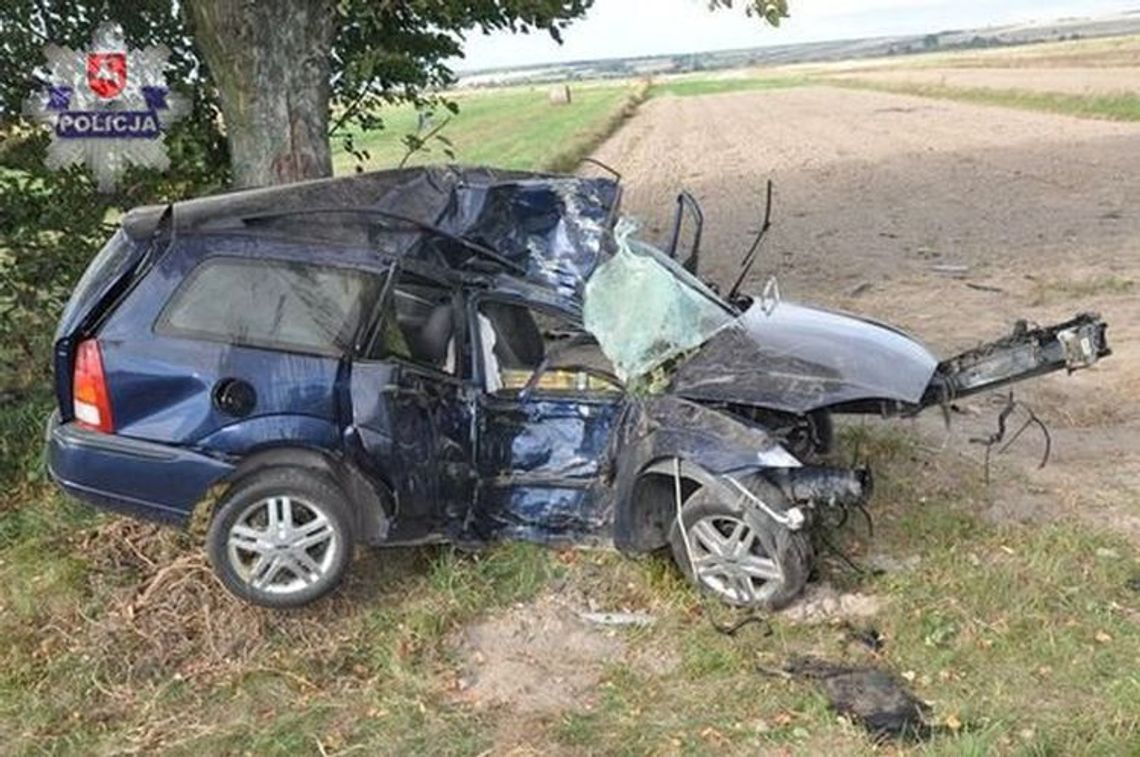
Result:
[686, 514, 783, 605]
[226, 495, 339, 595]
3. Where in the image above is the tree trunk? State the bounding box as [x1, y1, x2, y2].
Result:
[186, 0, 336, 188]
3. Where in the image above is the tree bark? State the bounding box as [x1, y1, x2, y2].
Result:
[186, 0, 336, 188]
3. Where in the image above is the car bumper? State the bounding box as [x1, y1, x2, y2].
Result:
[45, 411, 234, 526]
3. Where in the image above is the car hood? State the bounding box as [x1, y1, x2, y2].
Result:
[668, 301, 938, 414]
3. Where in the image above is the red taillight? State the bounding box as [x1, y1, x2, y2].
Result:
[73, 339, 114, 433]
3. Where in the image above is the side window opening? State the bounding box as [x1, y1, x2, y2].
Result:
[157, 256, 378, 356]
[369, 271, 459, 375]
[476, 301, 621, 396]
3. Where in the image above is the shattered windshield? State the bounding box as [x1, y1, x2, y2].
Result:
[583, 219, 734, 382]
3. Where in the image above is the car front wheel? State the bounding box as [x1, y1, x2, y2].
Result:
[206, 467, 354, 608]
[668, 480, 811, 610]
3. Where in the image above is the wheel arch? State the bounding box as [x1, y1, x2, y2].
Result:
[222, 445, 394, 545]
[614, 456, 715, 553]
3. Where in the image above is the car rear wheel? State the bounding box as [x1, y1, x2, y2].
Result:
[206, 467, 354, 608]
[668, 481, 811, 610]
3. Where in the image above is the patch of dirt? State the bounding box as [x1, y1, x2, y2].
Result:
[779, 583, 883, 624]
[592, 85, 1140, 545]
[826, 66, 1140, 95]
[451, 594, 630, 714]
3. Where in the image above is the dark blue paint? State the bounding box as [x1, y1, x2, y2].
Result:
[349, 360, 474, 527]
[195, 415, 342, 456]
[479, 397, 618, 478]
[477, 486, 603, 544]
[95, 236, 350, 445]
[46, 412, 232, 522]
[444, 179, 617, 299]
[671, 301, 939, 413]
[474, 396, 623, 541]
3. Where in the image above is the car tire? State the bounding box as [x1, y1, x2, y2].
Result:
[206, 466, 355, 608]
[668, 479, 811, 610]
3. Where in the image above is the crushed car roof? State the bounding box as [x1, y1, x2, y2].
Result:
[123, 166, 621, 298]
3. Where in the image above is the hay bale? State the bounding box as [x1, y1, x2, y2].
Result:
[548, 84, 572, 105]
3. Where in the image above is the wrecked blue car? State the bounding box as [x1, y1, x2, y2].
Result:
[46, 166, 1110, 608]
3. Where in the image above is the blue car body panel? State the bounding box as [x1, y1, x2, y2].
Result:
[475, 394, 624, 542]
[47, 412, 233, 524]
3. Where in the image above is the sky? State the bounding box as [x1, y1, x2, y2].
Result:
[454, 0, 1140, 71]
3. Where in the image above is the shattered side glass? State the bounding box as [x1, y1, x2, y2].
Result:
[583, 219, 734, 382]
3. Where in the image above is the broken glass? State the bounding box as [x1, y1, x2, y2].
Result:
[582, 219, 733, 383]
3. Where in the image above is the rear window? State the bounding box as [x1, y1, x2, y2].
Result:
[157, 257, 378, 356]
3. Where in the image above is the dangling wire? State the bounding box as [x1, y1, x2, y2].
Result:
[969, 392, 1052, 484]
[816, 527, 875, 577]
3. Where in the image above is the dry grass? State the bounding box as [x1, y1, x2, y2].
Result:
[1027, 274, 1135, 305]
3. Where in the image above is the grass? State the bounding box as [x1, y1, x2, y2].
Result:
[649, 75, 810, 98]
[827, 78, 1140, 122]
[332, 81, 647, 175]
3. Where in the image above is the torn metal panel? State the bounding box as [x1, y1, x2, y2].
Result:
[475, 486, 607, 544]
[122, 166, 621, 298]
[478, 397, 621, 480]
[448, 177, 620, 298]
[348, 360, 474, 526]
[621, 395, 799, 475]
[473, 396, 624, 542]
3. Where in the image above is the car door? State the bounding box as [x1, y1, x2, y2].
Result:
[470, 295, 626, 542]
[349, 267, 476, 539]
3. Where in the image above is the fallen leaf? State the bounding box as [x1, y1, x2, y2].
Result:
[1095, 630, 1113, 644]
